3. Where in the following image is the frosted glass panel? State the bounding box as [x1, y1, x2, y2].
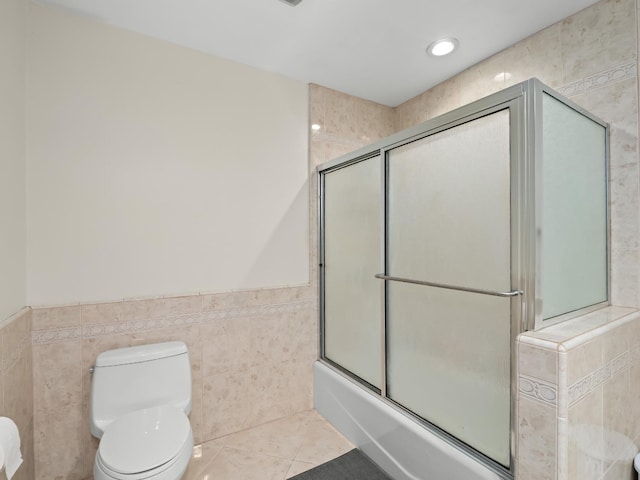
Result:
[387, 284, 511, 466]
[387, 110, 511, 291]
[542, 94, 608, 320]
[386, 110, 512, 466]
[323, 157, 381, 388]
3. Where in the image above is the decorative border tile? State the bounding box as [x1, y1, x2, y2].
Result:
[568, 351, 628, 406]
[31, 326, 83, 345]
[519, 374, 558, 407]
[557, 61, 637, 97]
[584, 62, 637, 92]
[557, 79, 585, 97]
[32, 301, 312, 345]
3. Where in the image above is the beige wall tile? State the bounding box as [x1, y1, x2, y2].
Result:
[628, 315, 640, 351]
[566, 338, 603, 386]
[579, 78, 638, 169]
[35, 407, 84, 480]
[251, 315, 292, 366]
[80, 402, 99, 479]
[603, 368, 632, 442]
[455, 52, 509, 107]
[202, 368, 253, 439]
[2, 311, 29, 371]
[0, 370, 5, 416]
[517, 396, 557, 480]
[324, 87, 357, 137]
[23, 419, 35, 480]
[353, 99, 396, 142]
[0, 310, 33, 479]
[394, 93, 425, 132]
[247, 361, 291, 426]
[629, 349, 640, 439]
[309, 84, 325, 129]
[4, 349, 32, 452]
[201, 289, 268, 311]
[602, 322, 631, 363]
[611, 248, 640, 307]
[519, 342, 558, 384]
[190, 390, 204, 445]
[504, 23, 563, 89]
[560, 0, 637, 84]
[420, 79, 463, 120]
[286, 358, 314, 413]
[32, 305, 81, 330]
[201, 318, 252, 377]
[568, 386, 604, 480]
[610, 163, 640, 257]
[81, 295, 202, 324]
[32, 340, 82, 415]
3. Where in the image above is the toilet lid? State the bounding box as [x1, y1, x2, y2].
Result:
[99, 406, 191, 474]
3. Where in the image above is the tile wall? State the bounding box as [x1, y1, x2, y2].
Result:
[518, 307, 640, 480]
[306, 91, 396, 447]
[0, 308, 34, 480]
[308, 85, 396, 292]
[394, 0, 639, 310]
[31, 286, 315, 480]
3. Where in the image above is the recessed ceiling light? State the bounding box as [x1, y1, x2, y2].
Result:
[427, 38, 459, 57]
[311, 124, 321, 131]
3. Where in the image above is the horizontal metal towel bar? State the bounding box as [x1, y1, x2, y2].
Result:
[374, 274, 522, 298]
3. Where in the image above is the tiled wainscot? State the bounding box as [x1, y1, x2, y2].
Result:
[31, 286, 316, 480]
[518, 307, 640, 480]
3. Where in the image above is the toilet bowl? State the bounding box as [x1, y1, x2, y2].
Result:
[90, 342, 194, 480]
[94, 406, 193, 480]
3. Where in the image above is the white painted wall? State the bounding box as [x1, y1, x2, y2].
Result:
[27, 4, 309, 306]
[0, 0, 27, 320]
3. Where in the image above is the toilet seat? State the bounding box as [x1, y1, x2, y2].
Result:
[94, 406, 193, 480]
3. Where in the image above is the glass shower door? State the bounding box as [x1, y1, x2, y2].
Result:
[385, 110, 513, 467]
[322, 156, 382, 389]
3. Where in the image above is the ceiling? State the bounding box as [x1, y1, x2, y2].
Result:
[35, 0, 600, 107]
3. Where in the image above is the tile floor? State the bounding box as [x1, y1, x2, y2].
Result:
[183, 410, 355, 480]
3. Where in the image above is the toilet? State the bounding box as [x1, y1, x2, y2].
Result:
[90, 341, 194, 480]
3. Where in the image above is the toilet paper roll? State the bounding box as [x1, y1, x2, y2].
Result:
[0, 418, 22, 480]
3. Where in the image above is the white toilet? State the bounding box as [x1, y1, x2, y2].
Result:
[90, 341, 194, 480]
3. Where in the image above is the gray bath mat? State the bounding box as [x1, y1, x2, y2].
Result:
[290, 449, 393, 480]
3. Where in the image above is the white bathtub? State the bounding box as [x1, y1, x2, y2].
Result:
[313, 361, 506, 480]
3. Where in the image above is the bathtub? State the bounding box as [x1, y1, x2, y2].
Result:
[313, 361, 507, 480]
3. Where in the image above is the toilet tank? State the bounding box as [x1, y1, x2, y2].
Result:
[90, 341, 192, 438]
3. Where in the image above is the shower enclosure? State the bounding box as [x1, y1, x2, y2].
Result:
[315, 79, 609, 479]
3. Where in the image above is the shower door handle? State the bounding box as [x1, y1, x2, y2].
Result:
[374, 274, 522, 298]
